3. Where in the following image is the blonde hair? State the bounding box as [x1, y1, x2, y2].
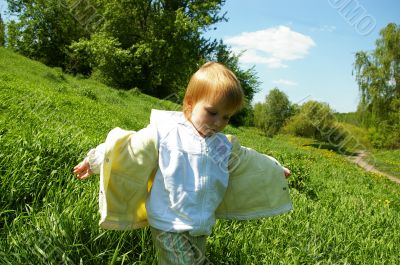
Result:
[183, 62, 244, 119]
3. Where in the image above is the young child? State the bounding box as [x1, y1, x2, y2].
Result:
[73, 62, 292, 264]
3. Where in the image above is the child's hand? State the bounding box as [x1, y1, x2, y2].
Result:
[283, 167, 291, 178]
[73, 158, 93, 180]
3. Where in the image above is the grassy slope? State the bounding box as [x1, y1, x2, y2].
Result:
[368, 149, 400, 178]
[1, 47, 400, 264]
[336, 114, 399, 178]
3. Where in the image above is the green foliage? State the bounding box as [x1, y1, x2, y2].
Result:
[230, 104, 254, 127]
[334, 112, 362, 126]
[6, 0, 89, 67]
[5, 0, 260, 127]
[0, 14, 5, 46]
[368, 148, 400, 177]
[4, 20, 17, 48]
[253, 102, 265, 128]
[367, 127, 386, 149]
[2, 48, 400, 263]
[253, 88, 293, 136]
[68, 0, 228, 99]
[69, 33, 136, 89]
[337, 121, 371, 151]
[354, 23, 400, 149]
[283, 101, 347, 146]
[368, 123, 400, 149]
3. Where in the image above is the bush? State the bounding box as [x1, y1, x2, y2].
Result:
[283, 101, 348, 146]
[368, 123, 400, 149]
[282, 113, 316, 137]
[69, 33, 137, 89]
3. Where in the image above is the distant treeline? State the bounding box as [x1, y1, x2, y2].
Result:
[0, 0, 259, 125]
[253, 23, 399, 149]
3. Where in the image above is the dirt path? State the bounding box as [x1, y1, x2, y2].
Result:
[347, 150, 400, 184]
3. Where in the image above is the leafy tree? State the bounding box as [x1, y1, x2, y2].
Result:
[5, 20, 18, 50]
[354, 23, 400, 125]
[69, 32, 138, 87]
[69, 0, 227, 98]
[283, 101, 347, 145]
[0, 14, 5, 47]
[354, 23, 400, 148]
[6, 0, 88, 67]
[253, 102, 266, 129]
[254, 88, 292, 136]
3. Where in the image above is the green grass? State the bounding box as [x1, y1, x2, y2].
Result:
[1, 47, 400, 264]
[337, 121, 372, 151]
[367, 149, 400, 178]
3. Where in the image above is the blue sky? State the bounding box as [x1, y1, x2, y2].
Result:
[1, 0, 399, 112]
[203, 0, 400, 112]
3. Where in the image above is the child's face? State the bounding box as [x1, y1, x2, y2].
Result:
[189, 99, 235, 137]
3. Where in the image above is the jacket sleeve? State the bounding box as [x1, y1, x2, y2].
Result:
[99, 124, 158, 230]
[86, 143, 105, 174]
[216, 135, 292, 219]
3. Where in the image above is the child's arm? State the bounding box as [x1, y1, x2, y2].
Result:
[73, 158, 92, 180]
[73, 143, 105, 180]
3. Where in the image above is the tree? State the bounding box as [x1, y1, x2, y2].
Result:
[283, 100, 347, 145]
[354, 23, 400, 148]
[254, 88, 292, 136]
[253, 102, 266, 129]
[6, 0, 89, 67]
[354, 23, 400, 125]
[69, 0, 227, 98]
[0, 14, 5, 46]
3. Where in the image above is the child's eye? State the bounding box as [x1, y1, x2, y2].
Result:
[207, 110, 217, 116]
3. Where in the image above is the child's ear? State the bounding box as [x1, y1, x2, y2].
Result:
[186, 98, 193, 112]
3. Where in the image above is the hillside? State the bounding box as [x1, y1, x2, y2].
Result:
[1, 47, 400, 264]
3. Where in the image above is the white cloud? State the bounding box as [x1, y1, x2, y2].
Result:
[225, 26, 316, 68]
[273, 79, 298, 86]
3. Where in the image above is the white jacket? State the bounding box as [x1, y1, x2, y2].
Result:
[88, 110, 292, 231]
[146, 110, 233, 235]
